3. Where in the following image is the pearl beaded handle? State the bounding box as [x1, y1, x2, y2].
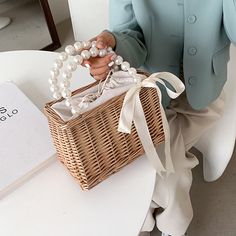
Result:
[49, 41, 138, 115]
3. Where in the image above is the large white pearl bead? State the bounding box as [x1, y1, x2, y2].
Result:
[59, 52, 68, 61]
[74, 55, 83, 65]
[60, 80, 70, 88]
[65, 45, 76, 56]
[81, 50, 91, 60]
[82, 41, 91, 49]
[114, 56, 123, 65]
[50, 68, 59, 77]
[90, 47, 99, 57]
[121, 61, 130, 71]
[91, 41, 97, 48]
[53, 59, 63, 69]
[53, 91, 62, 99]
[48, 77, 57, 85]
[61, 89, 72, 98]
[74, 41, 83, 52]
[50, 85, 59, 93]
[67, 62, 77, 72]
[99, 49, 107, 57]
[128, 67, 137, 76]
[62, 70, 72, 79]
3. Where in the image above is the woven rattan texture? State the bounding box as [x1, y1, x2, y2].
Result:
[45, 75, 165, 190]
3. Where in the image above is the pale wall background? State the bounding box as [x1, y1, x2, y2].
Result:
[68, 0, 109, 41]
[48, 0, 70, 24]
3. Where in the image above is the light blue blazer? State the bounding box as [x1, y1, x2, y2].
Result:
[109, 0, 236, 109]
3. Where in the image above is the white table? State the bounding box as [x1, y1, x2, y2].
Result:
[0, 50, 156, 236]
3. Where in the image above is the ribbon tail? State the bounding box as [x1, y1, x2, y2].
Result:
[118, 86, 141, 134]
[133, 96, 166, 177]
[151, 85, 175, 176]
[118, 71, 185, 176]
[159, 104, 175, 176]
[143, 74, 186, 175]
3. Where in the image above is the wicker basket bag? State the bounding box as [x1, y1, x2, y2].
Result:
[44, 41, 185, 190]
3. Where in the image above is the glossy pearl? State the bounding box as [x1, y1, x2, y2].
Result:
[74, 55, 83, 65]
[74, 41, 83, 52]
[91, 41, 97, 48]
[82, 41, 91, 49]
[62, 70, 72, 79]
[121, 61, 130, 71]
[128, 67, 137, 76]
[60, 80, 70, 88]
[114, 56, 123, 65]
[50, 40, 139, 115]
[50, 68, 59, 77]
[59, 52, 68, 61]
[61, 89, 72, 98]
[54, 59, 63, 69]
[81, 50, 91, 60]
[53, 91, 62, 99]
[50, 85, 59, 93]
[67, 62, 77, 72]
[90, 47, 99, 57]
[65, 45, 76, 56]
[99, 49, 107, 57]
[48, 77, 57, 85]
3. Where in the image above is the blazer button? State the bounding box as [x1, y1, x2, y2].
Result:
[188, 76, 197, 86]
[187, 15, 197, 24]
[188, 47, 197, 55]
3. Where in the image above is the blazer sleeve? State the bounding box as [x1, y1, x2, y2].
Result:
[109, 0, 147, 68]
[223, 0, 236, 45]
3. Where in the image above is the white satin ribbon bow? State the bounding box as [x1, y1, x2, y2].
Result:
[118, 72, 185, 177]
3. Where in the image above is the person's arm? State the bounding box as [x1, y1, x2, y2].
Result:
[109, 0, 147, 68]
[223, 0, 236, 45]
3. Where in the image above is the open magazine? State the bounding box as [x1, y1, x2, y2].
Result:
[0, 81, 56, 198]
